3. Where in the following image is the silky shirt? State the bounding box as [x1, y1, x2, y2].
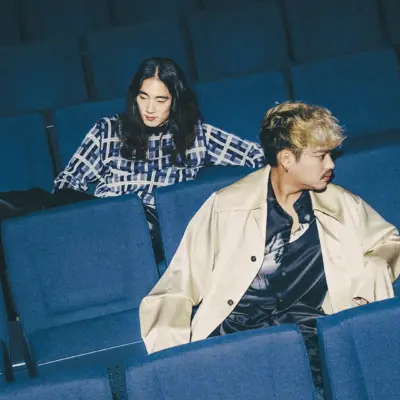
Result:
[210, 178, 327, 336]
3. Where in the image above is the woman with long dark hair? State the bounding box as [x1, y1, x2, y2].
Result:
[54, 57, 265, 261]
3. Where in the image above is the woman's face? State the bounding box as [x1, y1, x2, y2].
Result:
[136, 78, 172, 127]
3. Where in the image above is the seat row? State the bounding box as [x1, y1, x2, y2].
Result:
[1, 0, 400, 115]
[0, 138, 398, 382]
[2, 0, 399, 52]
[1, 45, 400, 193]
[1, 295, 400, 399]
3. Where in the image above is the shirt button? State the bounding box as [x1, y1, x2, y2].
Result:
[251, 256, 257, 262]
[282, 271, 287, 277]
[227, 299, 234, 306]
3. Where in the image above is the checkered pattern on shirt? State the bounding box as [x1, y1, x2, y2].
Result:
[54, 115, 265, 208]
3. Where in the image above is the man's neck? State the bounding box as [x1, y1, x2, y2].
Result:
[270, 167, 303, 209]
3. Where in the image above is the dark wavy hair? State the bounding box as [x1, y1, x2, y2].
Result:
[119, 57, 201, 163]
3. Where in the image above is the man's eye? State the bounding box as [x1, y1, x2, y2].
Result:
[157, 99, 167, 103]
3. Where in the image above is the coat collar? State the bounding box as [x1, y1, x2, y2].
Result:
[216, 165, 345, 224]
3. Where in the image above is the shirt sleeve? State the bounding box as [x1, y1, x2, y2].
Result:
[203, 124, 265, 169]
[139, 193, 217, 354]
[53, 121, 106, 193]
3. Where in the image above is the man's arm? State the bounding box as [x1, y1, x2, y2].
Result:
[139, 194, 217, 354]
[358, 197, 400, 282]
[53, 120, 106, 193]
[204, 124, 266, 169]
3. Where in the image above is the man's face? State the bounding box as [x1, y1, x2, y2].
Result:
[136, 78, 172, 127]
[290, 146, 335, 191]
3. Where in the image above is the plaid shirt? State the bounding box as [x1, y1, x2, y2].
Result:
[54, 115, 265, 208]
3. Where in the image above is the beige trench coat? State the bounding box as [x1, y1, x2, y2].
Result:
[140, 166, 400, 354]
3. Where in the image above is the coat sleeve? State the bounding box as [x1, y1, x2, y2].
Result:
[358, 197, 400, 283]
[139, 193, 218, 354]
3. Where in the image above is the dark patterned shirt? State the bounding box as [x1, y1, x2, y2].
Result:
[210, 178, 327, 336]
[54, 116, 265, 208]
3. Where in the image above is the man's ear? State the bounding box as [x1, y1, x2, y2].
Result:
[277, 149, 295, 172]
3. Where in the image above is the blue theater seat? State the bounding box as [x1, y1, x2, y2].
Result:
[188, 1, 288, 81]
[125, 325, 316, 400]
[0, 39, 87, 115]
[86, 21, 191, 100]
[155, 168, 252, 268]
[381, 0, 400, 46]
[292, 48, 400, 137]
[54, 98, 124, 171]
[334, 138, 400, 230]
[0, 369, 111, 399]
[284, 0, 383, 63]
[0, 0, 21, 46]
[196, 70, 288, 142]
[109, 0, 200, 25]
[0, 114, 53, 192]
[0, 284, 11, 384]
[20, 0, 110, 41]
[318, 297, 400, 399]
[1, 195, 159, 373]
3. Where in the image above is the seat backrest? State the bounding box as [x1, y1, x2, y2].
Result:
[292, 48, 400, 137]
[1, 195, 159, 335]
[333, 138, 400, 230]
[381, 0, 400, 46]
[109, 0, 200, 25]
[20, 0, 110, 41]
[86, 21, 191, 100]
[317, 297, 400, 400]
[188, 1, 288, 81]
[284, 0, 383, 63]
[0, 38, 87, 115]
[0, 113, 53, 192]
[0, 0, 21, 46]
[126, 325, 316, 400]
[155, 167, 252, 266]
[0, 368, 112, 399]
[0, 283, 9, 379]
[195, 70, 289, 143]
[54, 98, 124, 170]
[201, 0, 262, 11]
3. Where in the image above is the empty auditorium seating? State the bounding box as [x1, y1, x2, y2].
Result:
[0, 0, 21, 46]
[109, 0, 200, 25]
[0, 39, 87, 116]
[1, 195, 159, 373]
[292, 48, 400, 137]
[86, 21, 191, 100]
[196, 70, 288, 142]
[54, 98, 125, 171]
[0, 368, 112, 399]
[0, 113, 53, 192]
[155, 168, 252, 267]
[188, 1, 288, 81]
[317, 297, 400, 399]
[20, 0, 110, 41]
[334, 137, 400, 230]
[125, 325, 316, 399]
[284, 0, 383, 63]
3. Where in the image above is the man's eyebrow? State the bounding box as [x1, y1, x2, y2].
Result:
[313, 149, 331, 154]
